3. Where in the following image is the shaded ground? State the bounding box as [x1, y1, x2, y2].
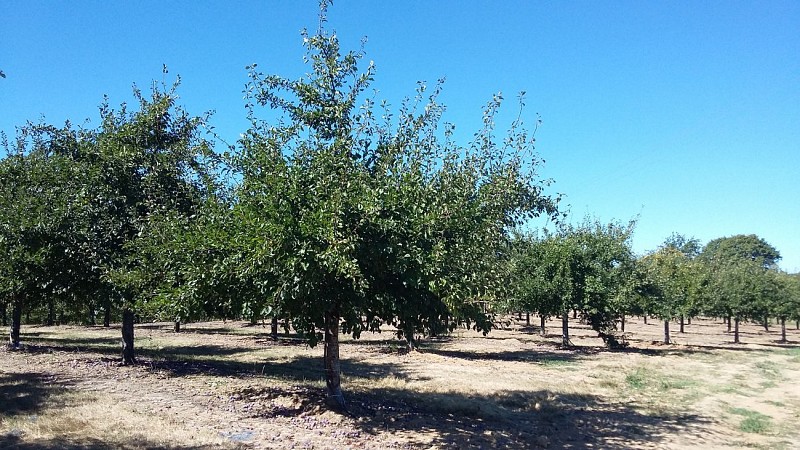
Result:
[1, 316, 799, 449]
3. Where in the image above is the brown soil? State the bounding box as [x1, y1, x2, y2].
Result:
[2, 316, 799, 449]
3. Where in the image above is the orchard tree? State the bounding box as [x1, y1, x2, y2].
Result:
[639, 246, 696, 344]
[513, 219, 634, 347]
[0, 133, 85, 347]
[233, 4, 559, 409]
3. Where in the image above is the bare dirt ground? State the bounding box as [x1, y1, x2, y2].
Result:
[2, 315, 799, 449]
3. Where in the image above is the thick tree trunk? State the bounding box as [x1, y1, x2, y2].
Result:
[121, 309, 136, 365]
[561, 311, 571, 347]
[734, 317, 740, 344]
[525, 312, 530, 326]
[271, 316, 279, 340]
[540, 315, 546, 336]
[620, 314, 626, 333]
[664, 320, 670, 344]
[9, 297, 22, 349]
[103, 301, 111, 327]
[174, 321, 181, 333]
[324, 309, 345, 410]
[780, 318, 786, 343]
[679, 316, 685, 333]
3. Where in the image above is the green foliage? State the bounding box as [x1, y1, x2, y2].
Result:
[701, 234, 781, 270]
[227, 8, 560, 352]
[512, 219, 635, 346]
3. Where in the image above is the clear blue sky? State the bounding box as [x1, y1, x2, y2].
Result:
[2, 1, 798, 271]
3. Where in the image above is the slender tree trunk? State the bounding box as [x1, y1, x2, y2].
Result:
[404, 327, 416, 352]
[688, 317, 692, 325]
[734, 317, 740, 344]
[796, 319, 799, 330]
[9, 296, 22, 349]
[174, 321, 181, 333]
[562, 311, 571, 347]
[540, 315, 546, 336]
[763, 316, 769, 332]
[572, 309, 577, 320]
[271, 316, 279, 340]
[324, 308, 345, 410]
[46, 299, 55, 326]
[643, 315, 648, 325]
[779, 318, 787, 343]
[518, 311, 522, 321]
[103, 300, 111, 327]
[679, 316, 685, 333]
[1, 300, 7, 327]
[87, 303, 96, 326]
[525, 312, 530, 326]
[620, 314, 626, 333]
[663, 320, 670, 344]
[726, 316, 732, 333]
[121, 308, 136, 365]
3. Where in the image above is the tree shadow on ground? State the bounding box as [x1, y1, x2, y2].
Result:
[0, 372, 70, 416]
[0, 433, 217, 450]
[224, 382, 712, 449]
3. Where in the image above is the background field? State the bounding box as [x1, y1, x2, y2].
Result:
[2, 316, 799, 449]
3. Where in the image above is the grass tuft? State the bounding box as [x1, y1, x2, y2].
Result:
[729, 407, 772, 434]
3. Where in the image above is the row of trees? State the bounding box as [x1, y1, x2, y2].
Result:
[509, 230, 800, 346]
[1, 6, 560, 409]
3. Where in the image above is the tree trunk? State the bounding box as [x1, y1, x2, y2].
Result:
[643, 315, 648, 325]
[324, 308, 345, 410]
[679, 316, 685, 333]
[561, 311, 571, 347]
[174, 321, 181, 333]
[87, 303, 96, 326]
[9, 297, 22, 349]
[687, 317, 692, 325]
[271, 316, 279, 340]
[572, 309, 577, 320]
[46, 299, 55, 326]
[780, 318, 787, 343]
[518, 311, 522, 321]
[121, 308, 136, 365]
[525, 312, 530, 326]
[727, 316, 732, 333]
[540, 315, 546, 336]
[103, 300, 111, 327]
[404, 327, 417, 352]
[663, 320, 670, 344]
[1, 300, 7, 327]
[734, 317, 740, 344]
[763, 316, 769, 332]
[620, 314, 626, 333]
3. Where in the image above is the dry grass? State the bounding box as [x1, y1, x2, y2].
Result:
[2, 316, 799, 449]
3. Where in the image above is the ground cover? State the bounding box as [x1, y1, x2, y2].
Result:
[2, 316, 799, 449]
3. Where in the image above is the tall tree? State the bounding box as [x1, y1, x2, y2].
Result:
[700, 234, 781, 270]
[234, 4, 558, 409]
